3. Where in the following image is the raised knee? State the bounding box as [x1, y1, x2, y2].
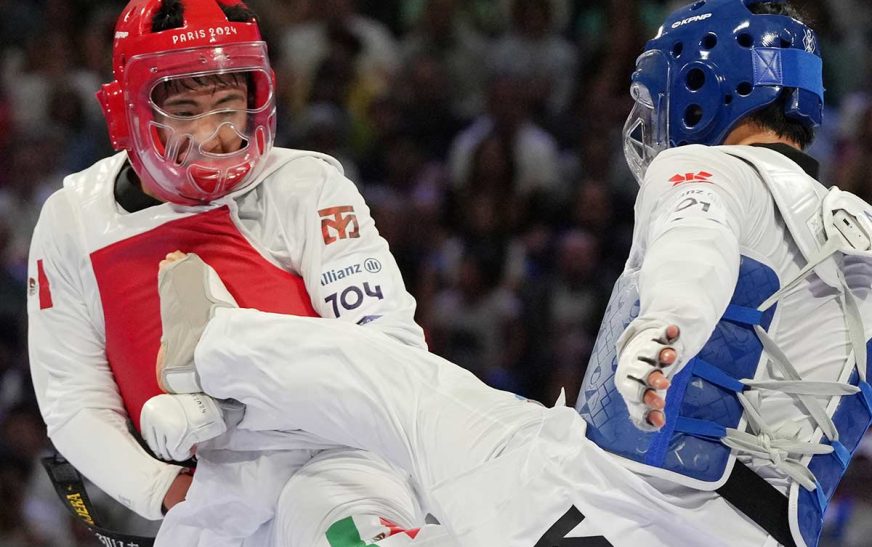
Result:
[326, 515, 421, 546]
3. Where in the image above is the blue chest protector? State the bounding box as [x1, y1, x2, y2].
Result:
[576, 256, 872, 547]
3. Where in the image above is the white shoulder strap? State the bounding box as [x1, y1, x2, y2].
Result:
[719, 146, 840, 289]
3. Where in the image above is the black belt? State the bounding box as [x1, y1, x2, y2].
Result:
[717, 460, 797, 547]
[42, 454, 156, 547]
[535, 506, 613, 546]
[534, 461, 796, 547]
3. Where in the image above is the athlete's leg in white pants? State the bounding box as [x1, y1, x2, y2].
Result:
[155, 438, 453, 546]
[273, 448, 453, 546]
[192, 308, 734, 547]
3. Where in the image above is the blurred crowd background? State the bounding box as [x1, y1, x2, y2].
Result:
[0, 0, 871, 545]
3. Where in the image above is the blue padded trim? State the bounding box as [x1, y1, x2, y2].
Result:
[645, 361, 696, 466]
[830, 440, 851, 469]
[674, 417, 727, 440]
[752, 48, 825, 100]
[693, 359, 746, 393]
[798, 485, 823, 547]
[801, 366, 872, 547]
[722, 304, 764, 326]
[813, 479, 828, 513]
[860, 381, 872, 414]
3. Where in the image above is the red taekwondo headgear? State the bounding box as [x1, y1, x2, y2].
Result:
[97, 0, 277, 205]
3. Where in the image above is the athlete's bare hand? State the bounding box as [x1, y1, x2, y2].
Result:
[615, 324, 681, 431]
[162, 470, 192, 512]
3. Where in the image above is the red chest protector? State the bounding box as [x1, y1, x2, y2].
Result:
[90, 207, 318, 431]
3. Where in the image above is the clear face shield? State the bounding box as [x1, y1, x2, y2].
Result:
[623, 50, 671, 185]
[125, 43, 276, 203]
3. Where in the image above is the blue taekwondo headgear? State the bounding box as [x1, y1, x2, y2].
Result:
[623, 0, 824, 183]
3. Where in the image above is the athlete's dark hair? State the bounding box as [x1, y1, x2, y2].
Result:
[151, 0, 258, 32]
[744, 2, 816, 148]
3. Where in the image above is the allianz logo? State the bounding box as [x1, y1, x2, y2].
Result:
[321, 258, 382, 286]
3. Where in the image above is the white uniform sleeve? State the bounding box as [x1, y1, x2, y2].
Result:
[296, 161, 426, 349]
[628, 146, 757, 364]
[28, 191, 182, 520]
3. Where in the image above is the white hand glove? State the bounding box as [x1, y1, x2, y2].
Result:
[140, 393, 233, 461]
[615, 323, 681, 431]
